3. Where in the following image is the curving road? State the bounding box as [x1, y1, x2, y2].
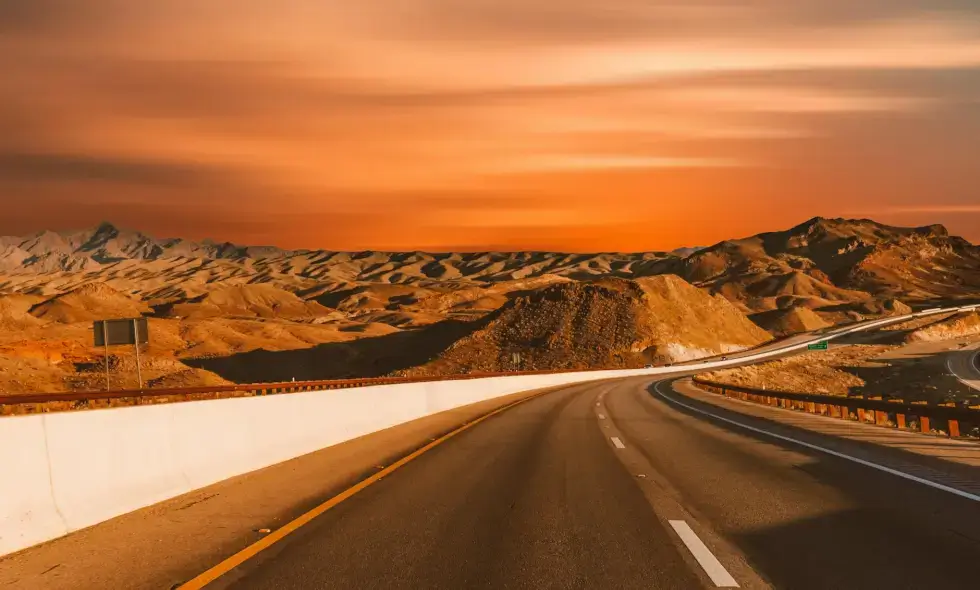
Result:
[205, 377, 980, 590]
[948, 343, 980, 392]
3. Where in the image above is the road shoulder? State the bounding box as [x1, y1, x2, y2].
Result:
[664, 378, 980, 495]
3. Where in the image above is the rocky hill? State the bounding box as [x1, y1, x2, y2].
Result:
[681, 217, 980, 312]
[29, 283, 151, 324]
[397, 276, 771, 376]
[749, 307, 832, 337]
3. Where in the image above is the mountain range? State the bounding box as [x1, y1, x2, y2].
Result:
[1, 216, 979, 394]
[1, 217, 977, 313]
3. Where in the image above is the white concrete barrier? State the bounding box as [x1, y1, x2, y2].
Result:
[0, 305, 971, 557]
[0, 416, 68, 554]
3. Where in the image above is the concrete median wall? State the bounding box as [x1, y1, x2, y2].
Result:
[0, 370, 638, 557]
[0, 306, 968, 557]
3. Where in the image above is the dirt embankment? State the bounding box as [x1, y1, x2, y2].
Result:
[702, 334, 980, 404]
[906, 311, 980, 343]
[702, 345, 886, 396]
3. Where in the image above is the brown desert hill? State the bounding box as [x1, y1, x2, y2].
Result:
[855, 298, 913, 316]
[811, 298, 913, 320]
[750, 306, 831, 337]
[190, 275, 770, 383]
[164, 284, 337, 320]
[0, 294, 44, 330]
[308, 275, 574, 328]
[29, 283, 151, 323]
[0, 222, 681, 301]
[1, 218, 978, 317]
[397, 275, 771, 377]
[682, 217, 980, 311]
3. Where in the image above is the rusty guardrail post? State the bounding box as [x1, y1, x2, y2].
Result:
[690, 378, 979, 440]
[911, 401, 930, 433]
[940, 403, 960, 437]
[889, 399, 906, 429]
[867, 397, 887, 426]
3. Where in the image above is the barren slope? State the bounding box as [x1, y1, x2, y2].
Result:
[683, 217, 980, 311]
[907, 311, 980, 343]
[750, 307, 831, 337]
[398, 275, 771, 376]
[29, 283, 151, 323]
[165, 284, 337, 320]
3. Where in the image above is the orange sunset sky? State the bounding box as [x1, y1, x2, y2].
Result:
[1, 0, 979, 251]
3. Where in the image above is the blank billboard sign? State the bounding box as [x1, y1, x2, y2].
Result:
[94, 318, 149, 347]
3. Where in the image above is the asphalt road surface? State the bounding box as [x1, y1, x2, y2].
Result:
[209, 377, 980, 590]
[948, 343, 980, 392]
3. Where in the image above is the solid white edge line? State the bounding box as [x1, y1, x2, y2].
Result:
[948, 348, 980, 392]
[654, 382, 980, 503]
[610, 436, 626, 449]
[668, 520, 739, 588]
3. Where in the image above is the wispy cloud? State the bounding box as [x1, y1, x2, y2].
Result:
[659, 87, 935, 113]
[1, 2, 980, 247]
[494, 155, 753, 173]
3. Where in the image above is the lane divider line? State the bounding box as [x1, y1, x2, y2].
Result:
[598, 413, 606, 420]
[611, 437, 626, 449]
[668, 520, 739, 588]
[177, 388, 557, 589]
[655, 382, 980, 503]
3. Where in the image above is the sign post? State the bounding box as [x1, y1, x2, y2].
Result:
[94, 318, 149, 391]
[133, 319, 143, 389]
[102, 321, 110, 391]
[807, 341, 829, 351]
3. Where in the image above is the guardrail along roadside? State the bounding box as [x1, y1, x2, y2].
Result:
[0, 370, 588, 416]
[692, 377, 980, 439]
[2, 304, 974, 417]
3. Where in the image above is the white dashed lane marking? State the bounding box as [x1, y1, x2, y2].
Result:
[669, 520, 739, 587]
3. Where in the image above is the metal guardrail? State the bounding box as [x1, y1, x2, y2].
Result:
[691, 377, 980, 439]
[0, 368, 618, 416]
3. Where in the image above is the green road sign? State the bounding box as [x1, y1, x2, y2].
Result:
[807, 341, 828, 350]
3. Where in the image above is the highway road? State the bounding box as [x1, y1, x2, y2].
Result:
[948, 342, 980, 392]
[3, 306, 976, 589]
[195, 377, 980, 590]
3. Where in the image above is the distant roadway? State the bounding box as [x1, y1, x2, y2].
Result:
[948, 342, 980, 392]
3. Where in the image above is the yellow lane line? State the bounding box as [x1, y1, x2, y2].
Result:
[178, 387, 559, 589]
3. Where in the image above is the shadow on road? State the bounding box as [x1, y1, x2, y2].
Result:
[647, 381, 980, 588]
